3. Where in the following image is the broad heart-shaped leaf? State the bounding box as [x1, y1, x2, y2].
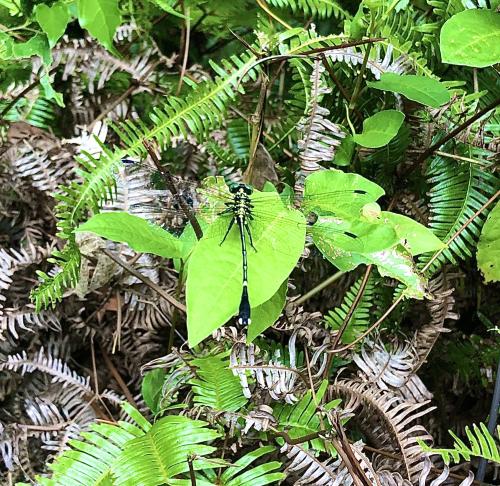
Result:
[302, 169, 385, 216]
[353, 110, 405, 149]
[186, 192, 306, 347]
[76, 211, 183, 258]
[477, 201, 500, 283]
[440, 9, 500, 68]
[35, 2, 71, 48]
[367, 73, 450, 108]
[316, 240, 427, 299]
[247, 280, 287, 343]
[76, 0, 121, 53]
[381, 212, 445, 255]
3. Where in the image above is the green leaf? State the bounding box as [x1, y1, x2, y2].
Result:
[353, 110, 405, 148]
[310, 214, 398, 253]
[186, 190, 306, 347]
[381, 212, 445, 255]
[76, 0, 121, 53]
[367, 73, 450, 108]
[10, 34, 51, 65]
[153, 0, 187, 18]
[247, 280, 287, 342]
[333, 134, 355, 166]
[141, 369, 166, 414]
[76, 212, 183, 259]
[477, 201, 500, 283]
[440, 9, 500, 68]
[302, 169, 385, 216]
[35, 2, 71, 48]
[316, 242, 427, 299]
[40, 72, 64, 106]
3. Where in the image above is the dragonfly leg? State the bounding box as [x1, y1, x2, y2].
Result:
[244, 220, 257, 252]
[220, 217, 235, 246]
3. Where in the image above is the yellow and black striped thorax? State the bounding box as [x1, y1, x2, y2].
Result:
[228, 183, 253, 221]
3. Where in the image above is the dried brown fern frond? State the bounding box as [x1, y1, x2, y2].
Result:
[0, 245, 59, 341]
[281, 439, 380, 486]
[412, 273, 457, 373]
[333, 379, 435, 483]
[295, 59, 345, 189]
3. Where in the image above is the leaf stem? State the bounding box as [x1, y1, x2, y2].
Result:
[293, 271, 344, 306]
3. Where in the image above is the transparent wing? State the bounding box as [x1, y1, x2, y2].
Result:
[120, 161, 384, 255]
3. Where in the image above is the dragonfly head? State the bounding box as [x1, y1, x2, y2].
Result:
[228, 183, 253, 195]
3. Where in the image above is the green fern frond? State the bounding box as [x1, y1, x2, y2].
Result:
[420, 423, 500, 465]
[273, 380, 340, 451]
[226, 117, 250, 161]
[30, 242, 81, 311]
[0, 94, 56, 129]
[112, 415, 221, 485]
[40, 403, 150, 486]
[266, 0, 350, 19]
[197, 446, 285, 485]
[190, 353, 248, 412]
[205, 141, 244, 175]
[324, 274, 375, 344]
[421, 157, 499, 274]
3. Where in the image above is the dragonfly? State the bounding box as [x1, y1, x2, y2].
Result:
[118, 159, 389, 329]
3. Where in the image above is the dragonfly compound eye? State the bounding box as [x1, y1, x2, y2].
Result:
[306, 212, 319, 226]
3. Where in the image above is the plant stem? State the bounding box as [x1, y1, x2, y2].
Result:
[293, 271, 344, 306]
[0, 67, 58, 121]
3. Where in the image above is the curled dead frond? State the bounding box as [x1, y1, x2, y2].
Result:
[281, 440, 380, 486]
[412, 273, 457, 372]
[230, 342, 302, 403]
[418, 456, 475, 486]
[333, 379, 435, 483]
[353, 340, 418, 391]
[0, 347, 121, 405]
[295, 59, 345, 191]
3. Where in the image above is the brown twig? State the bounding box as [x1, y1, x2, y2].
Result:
[187, 455, 197, 486]
[142, 140, 204, 239]
[101, 248, 187, 312]
[100, 344, 139, 408]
